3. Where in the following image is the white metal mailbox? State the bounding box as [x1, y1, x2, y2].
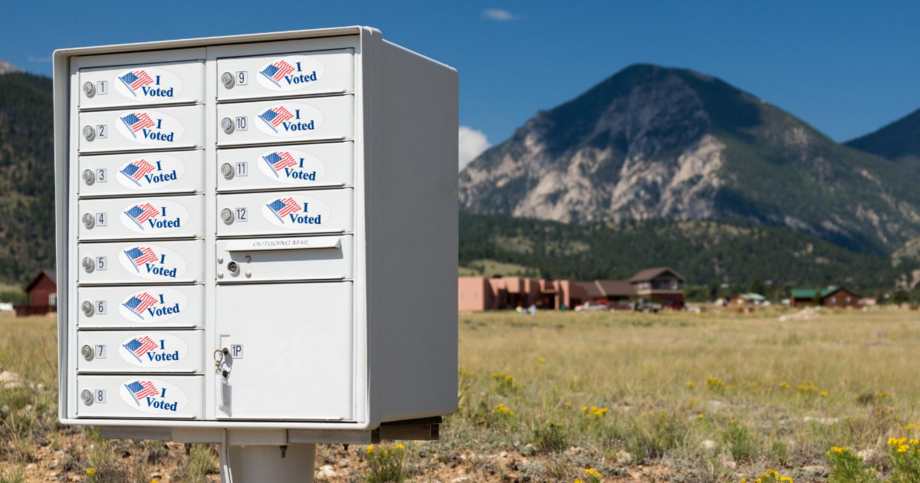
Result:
[78, 240, 204, 284]
[77, 285, 203, 329]
[55, 27, 458, 443]
[79, 105, 205, 153]
[78, 151, 204, 197]
[216, 142, 353, 192]
[79, 60, 205, 109]
[216, 49, 354, 101]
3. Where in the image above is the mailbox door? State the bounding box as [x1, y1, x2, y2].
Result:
[78, 151, 204, 197]
[216, 96, 353, 147]
[216, 189, 353, 237]
[78, 61, 204, 109]
[77, 285, 203, 329]
[215, 236, 352, 283]
[216, 49, 354, 101]
[76, 375, 202, 419]
[78, 105, 205, 153]
[78, 240, 204, 284]
[215, 282, 353, 421]
[216, 142, 353, 192]
[77, 331, 203, 374]
[78, 195, 204, 241]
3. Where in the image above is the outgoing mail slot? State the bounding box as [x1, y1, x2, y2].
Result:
[77, 330, 203, 374]
[78, 151, 204, 197]
[78, 240, 203, 284]
[76, 375, 202, 419]
[216, 236, 353, 283]
[77, 285, 202, 329]
[215, 282, 353, 420]
[216, 96, 353, 147]
[78, 195, 204, 241]
[217, 49, 354, 101]
[216, 189, 353, 237]
[217, 142, 353, 192]
[79, 61, 204, 109]
[79, 105, 204, 153]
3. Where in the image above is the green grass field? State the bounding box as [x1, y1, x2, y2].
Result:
[2, 307, 920, 482]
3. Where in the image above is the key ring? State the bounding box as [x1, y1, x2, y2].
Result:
[213, 349, 224, 364]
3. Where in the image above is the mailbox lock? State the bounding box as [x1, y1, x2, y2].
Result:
[81, 345, 94, 361]
[227, 261, 240, 277]
[81, 390, 94, 406]
[82, 213, 95, 228]
[81, 169, 95, 185]
[82, 125, 95, 140]
[221, 117, 234, 134]
[220, 163, 234, 179]
[81, 301, 94, 316]
[82, 257, 95, 273]
[220, 208, 234, 224]
[82, 82, 95, 97]
[221, 72, 234, 88]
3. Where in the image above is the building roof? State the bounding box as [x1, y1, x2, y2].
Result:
[790, 287, 859, 299]
[735, 293, 767, 301]
[24, 269, 56, 293]
[595, 280, 637, 297]
[575, 281, 604, 299]
[628, 267, 686, 283]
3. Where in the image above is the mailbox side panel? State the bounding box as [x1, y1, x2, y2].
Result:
[364, 39, 458, 423]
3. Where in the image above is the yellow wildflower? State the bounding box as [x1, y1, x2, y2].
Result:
[820, 391, 828, 397]
[686, 381, 695, 388]
[395, 443, 405, 450]
[585, 468, 602, 477]
[538, 357, 545, 363]
[366, 445, 374, 454]
[86, 469, 97, 476]
[566, 402, 572, 408]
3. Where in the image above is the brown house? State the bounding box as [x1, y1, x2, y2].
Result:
[629, 267, 685, 307]
[789, 287, 860, 308]
[15, 270, 57, 317]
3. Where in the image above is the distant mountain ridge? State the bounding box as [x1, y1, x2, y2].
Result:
[845, 108, 920, 161]
[460, 64, 920, 255]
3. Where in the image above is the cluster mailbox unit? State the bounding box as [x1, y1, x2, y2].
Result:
[53, 26, 457, 479]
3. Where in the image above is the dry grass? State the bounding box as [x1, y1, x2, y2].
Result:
[2, 307, 920, 482]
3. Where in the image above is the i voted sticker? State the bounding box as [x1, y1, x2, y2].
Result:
[115, 110, 185, 146]
[119, 378, 189, 414]
[118, 287, 188, 323]
[114, 67, 184, 102]
[257, 148, 327, 185]
[255, 103, 324, 138]
[116, 155, 185, 191]
[118, 244, 188, 281]
[261, 195, 332, 229]
[256, 55, 326, 92]
[118, 333, 189, 368]
[120, 199, 190, 235]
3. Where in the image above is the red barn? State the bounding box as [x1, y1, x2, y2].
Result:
[15, 269, 57, 317]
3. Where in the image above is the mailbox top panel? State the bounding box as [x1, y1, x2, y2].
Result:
[79, 61, 205, 109]
[217, 49, 354, 101]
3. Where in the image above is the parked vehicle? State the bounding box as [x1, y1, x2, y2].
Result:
[575, 301, 610, 312]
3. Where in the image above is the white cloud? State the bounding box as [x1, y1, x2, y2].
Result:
[482, 8, 518, 21]
[459, 126, 492, 171]
[27, 56, 51, 63]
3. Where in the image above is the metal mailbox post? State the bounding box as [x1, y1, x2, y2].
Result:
[53, 26, 458, 482]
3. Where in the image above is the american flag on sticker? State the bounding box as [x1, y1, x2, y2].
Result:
[122, 336, 158, 363]
[262, 152, 297, 177]
[124, 380, 159, 406]
[266, 197, 300, 222]
[123, 203, 160, 229]
[258, 106, 293, 133]
[119, 159, 155, 186]
[118, 70, 153, 96]
[259, 60, 295, 87]
[120, 113, 155, 138]
[123, 247, 158, 272]
[122, 292, 158, 320]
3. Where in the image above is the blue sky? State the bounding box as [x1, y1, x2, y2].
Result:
[4, 1, 919, 167]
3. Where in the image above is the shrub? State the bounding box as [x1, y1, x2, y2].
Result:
[826, 446, 877, 483]
[887, 438, 920, 483]
[723, 421, 756, 463]
[532, 422, 567, 453]
[364, 444, 407, 483]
